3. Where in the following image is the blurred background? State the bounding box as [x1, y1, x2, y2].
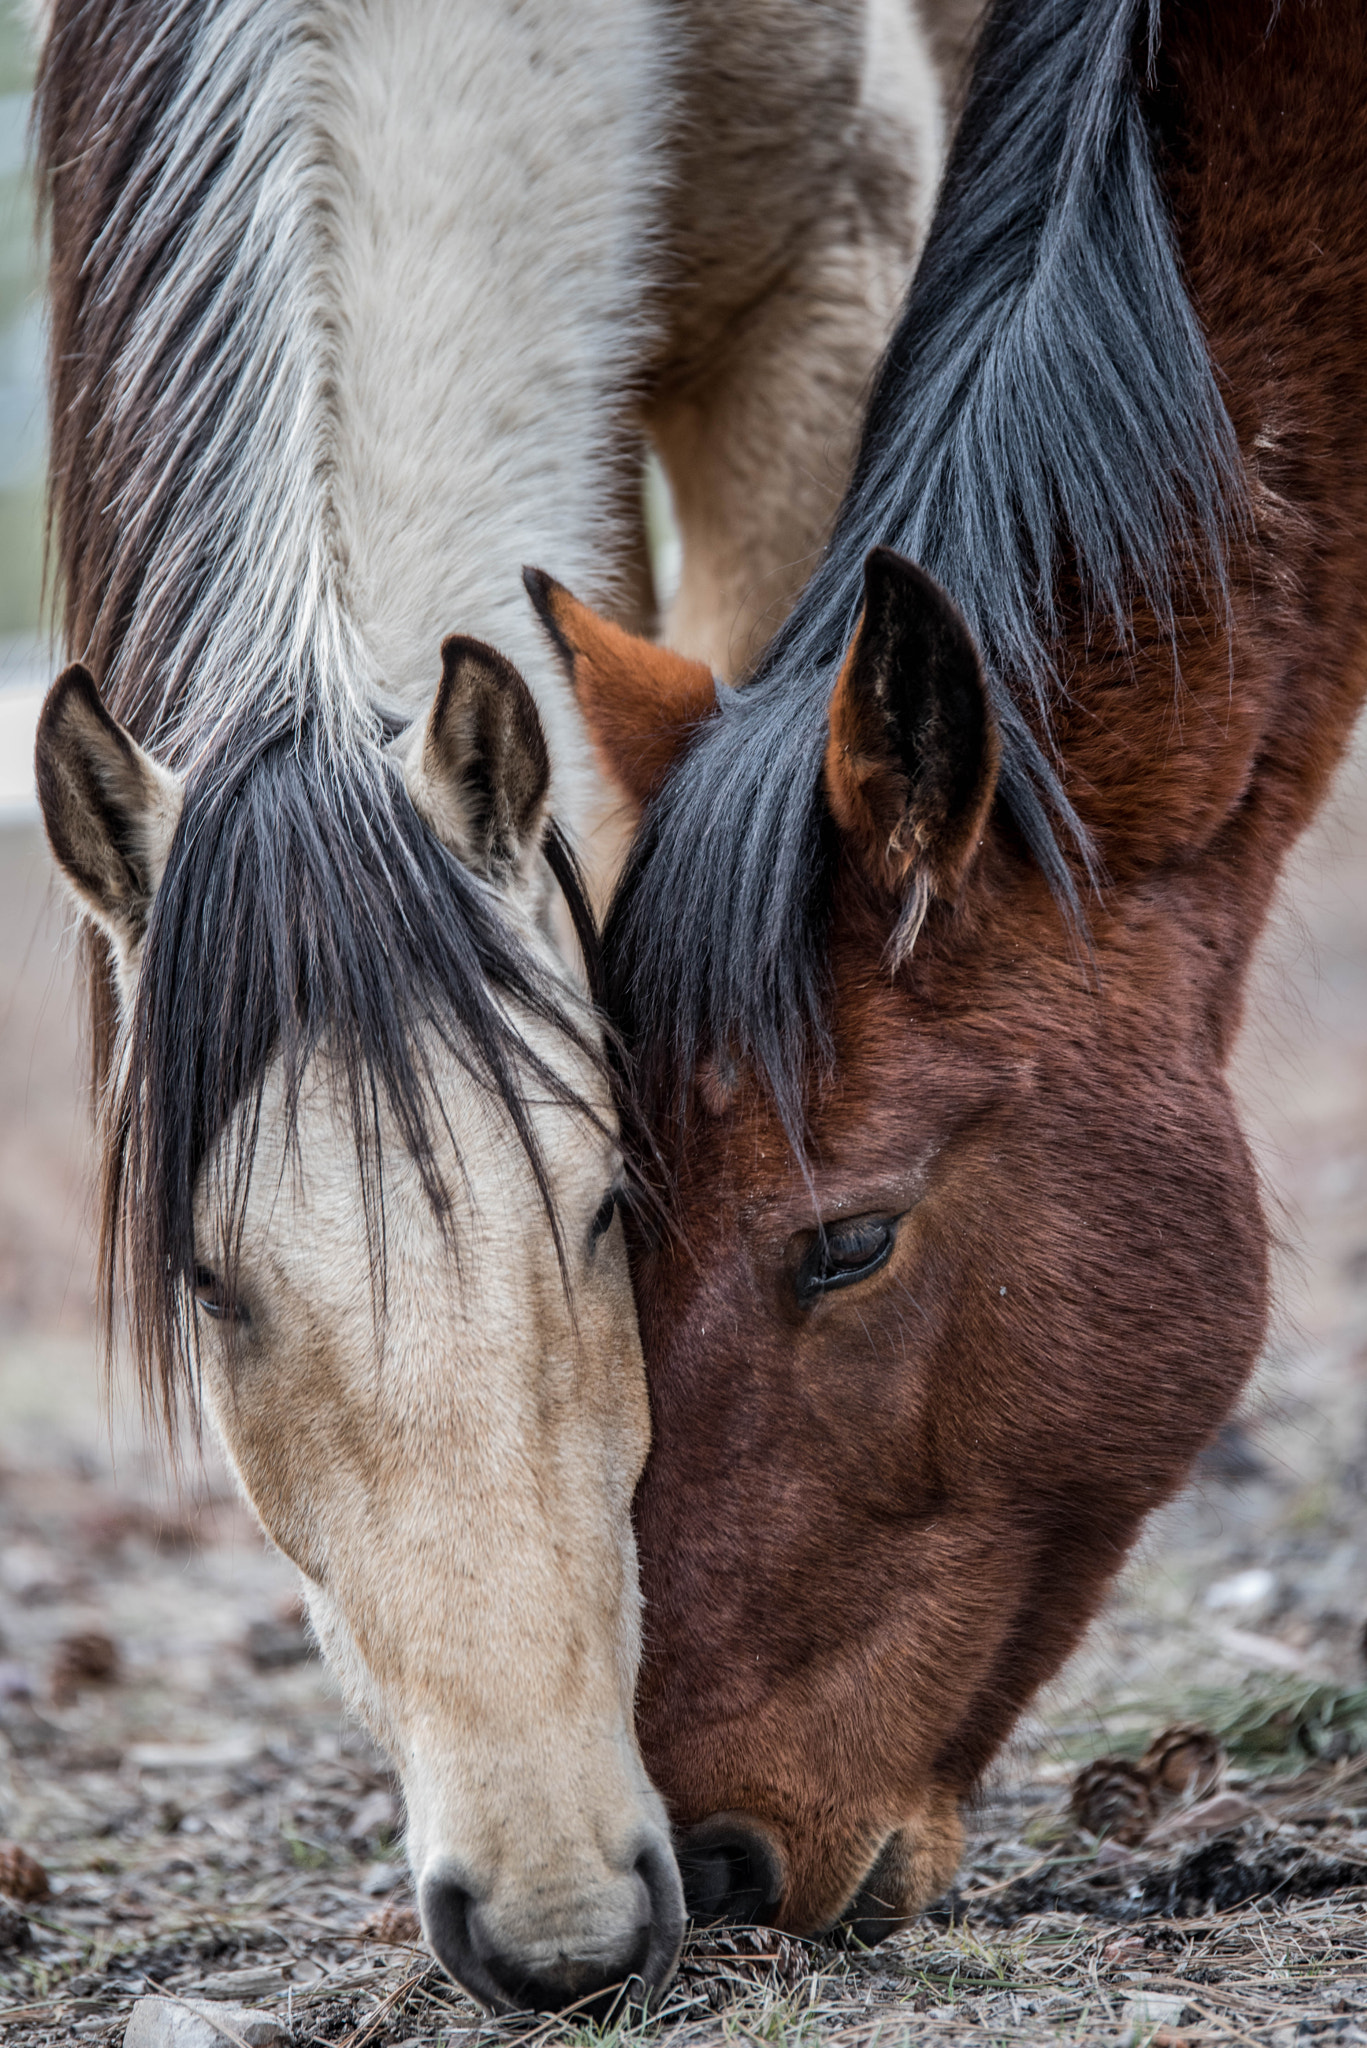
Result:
[1, 8, 47, 796]
[0, 0, 1364, 1939]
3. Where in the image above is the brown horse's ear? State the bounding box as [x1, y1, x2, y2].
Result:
[523, 566, 717, 809]
[406, 635, 550, 887]
[824, 548, 999, 956]
[35, 663, 184, 977]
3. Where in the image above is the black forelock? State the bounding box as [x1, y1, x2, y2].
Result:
[604, 0, 1246, 1153]
[108, 712, 607, 1429]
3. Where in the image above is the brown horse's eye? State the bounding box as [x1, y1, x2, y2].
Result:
[796, 1218, 896, 1307]
[193, 1266, 247, 1324]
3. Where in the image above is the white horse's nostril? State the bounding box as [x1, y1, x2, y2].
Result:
[632, 1830, 687, 1995]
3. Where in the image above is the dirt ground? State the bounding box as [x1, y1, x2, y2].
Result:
[1, 724, 1366, 2048]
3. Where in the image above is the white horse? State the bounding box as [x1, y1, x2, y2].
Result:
[32, 0, 958, 2012]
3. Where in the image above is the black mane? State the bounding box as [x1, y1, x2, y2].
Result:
[110, 712, 605, 1426]
[605, 0, 1245, 1147]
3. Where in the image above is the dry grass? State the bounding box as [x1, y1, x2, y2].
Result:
[4, 1748, 1365, 2048]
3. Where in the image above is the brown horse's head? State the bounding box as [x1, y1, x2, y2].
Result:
[523, 547, 1271, 1937]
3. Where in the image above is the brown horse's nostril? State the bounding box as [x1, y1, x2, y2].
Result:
[420, 1842, 683, 2016]
[676, 1812, 785, 1926]
[836, 1831, 914, 1949]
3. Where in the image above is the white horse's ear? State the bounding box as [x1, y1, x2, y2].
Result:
[405, 635, 550, 887]
[35, 664, 184, 971]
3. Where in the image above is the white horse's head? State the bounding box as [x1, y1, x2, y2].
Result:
[35, 639, 682, 2013]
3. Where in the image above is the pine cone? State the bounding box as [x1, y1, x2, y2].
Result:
[1070, 1757, 1157, 1846]
[50, 1630, 120, 1705]
[0, 1842, 51, 1903]
[1137, 1724, 1224, 1806]
[360, 1905, 421, 1945]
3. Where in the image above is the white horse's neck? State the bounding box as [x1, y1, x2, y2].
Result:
[113, 0, 667, 846]
[325, 0, 669, 834]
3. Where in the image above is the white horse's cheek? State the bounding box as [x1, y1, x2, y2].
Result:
[194, 1043, 659, 1968]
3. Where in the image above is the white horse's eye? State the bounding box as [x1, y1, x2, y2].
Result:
[588, 1187, 617, 1250]
[194, 1265, 248, 1323]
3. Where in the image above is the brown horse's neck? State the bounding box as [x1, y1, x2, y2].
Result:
[1051, 0, 1367, 1039]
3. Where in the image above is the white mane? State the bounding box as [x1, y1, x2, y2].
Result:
[86, 0, 671, 839]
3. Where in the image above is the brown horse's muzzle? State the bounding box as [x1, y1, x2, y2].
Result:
[675, 1795, 963, 1943]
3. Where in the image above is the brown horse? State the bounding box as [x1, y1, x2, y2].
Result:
[520, 0, 1367, 1942]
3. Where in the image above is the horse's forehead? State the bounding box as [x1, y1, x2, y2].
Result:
[203, 1036, 611, 1253]
[684, 1003, 971, 1177]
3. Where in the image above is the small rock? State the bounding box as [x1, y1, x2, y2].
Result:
[360, 1860, 403, 1896]
[0, 1840, 52, 1902]
[123, 1996, 294, 2048]
[360, 1904, 421, 1945]
[0, 1896, 32, 1951]
[51, 1629, 121, 1705]
[1205, 1566, 1277, 1618]
[1121, 1991, 1192, 2044]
